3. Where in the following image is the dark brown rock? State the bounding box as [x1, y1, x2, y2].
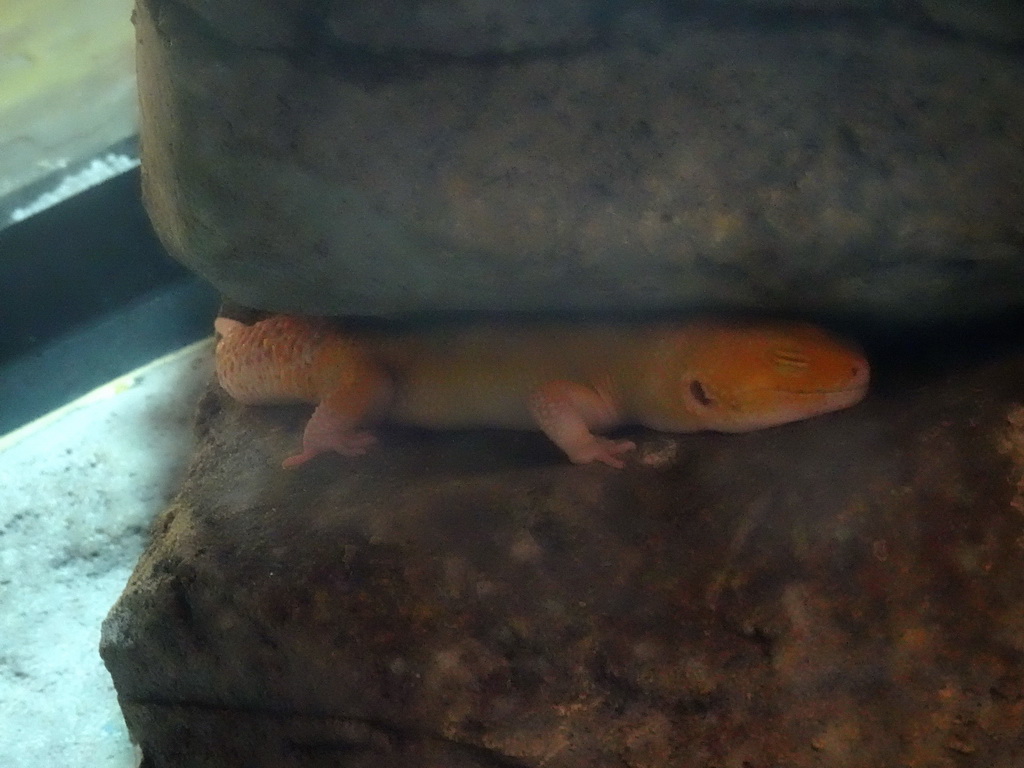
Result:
[102, 346, 1024, 767]
[136, 0, 1024, 322]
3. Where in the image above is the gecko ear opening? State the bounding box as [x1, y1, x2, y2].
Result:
[689, 380, 714, 407]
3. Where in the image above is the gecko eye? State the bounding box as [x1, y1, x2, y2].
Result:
[689, 380, 714, 407]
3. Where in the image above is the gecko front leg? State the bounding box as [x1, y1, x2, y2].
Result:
[528, 380, 636, 468]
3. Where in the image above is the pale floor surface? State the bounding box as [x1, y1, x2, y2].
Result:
[0, 0, 136, 207]
[0, 339, 213, 768]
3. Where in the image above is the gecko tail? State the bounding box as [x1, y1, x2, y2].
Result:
[214, 316, 245, 337]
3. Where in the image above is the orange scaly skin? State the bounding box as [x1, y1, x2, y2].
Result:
[214, 315, 870, 469]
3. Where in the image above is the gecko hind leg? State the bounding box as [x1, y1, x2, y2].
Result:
[529, 380, 635, 468]
[281, 402, 377, 468]
[282, 369, 390, 469]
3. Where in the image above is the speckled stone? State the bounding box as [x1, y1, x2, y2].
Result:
[135, 0, 1024, 322]
[102, 344, 1024, 767]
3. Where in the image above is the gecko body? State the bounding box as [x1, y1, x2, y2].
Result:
[214, 315, 869, 468]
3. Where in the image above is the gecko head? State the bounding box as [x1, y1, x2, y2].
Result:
[669, 321, 870, 432]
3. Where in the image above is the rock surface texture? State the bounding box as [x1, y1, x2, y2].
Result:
[135, 0, 1024, 322]
[102, 346, 1024, 767]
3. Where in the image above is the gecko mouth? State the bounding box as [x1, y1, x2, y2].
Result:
[738, 375, 869, 428]
[781, 385, 869, 418]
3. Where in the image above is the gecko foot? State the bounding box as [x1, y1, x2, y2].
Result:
[564, 437, 637, 469]
[282, 430, 378, 468]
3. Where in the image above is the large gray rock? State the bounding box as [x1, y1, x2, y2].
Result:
[919, 0, 1024, 44]
[102, 343, 1024, 767]
[136, 0, 1024, 322]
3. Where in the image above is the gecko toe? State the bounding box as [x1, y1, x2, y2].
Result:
[568, 437, 636, 468]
